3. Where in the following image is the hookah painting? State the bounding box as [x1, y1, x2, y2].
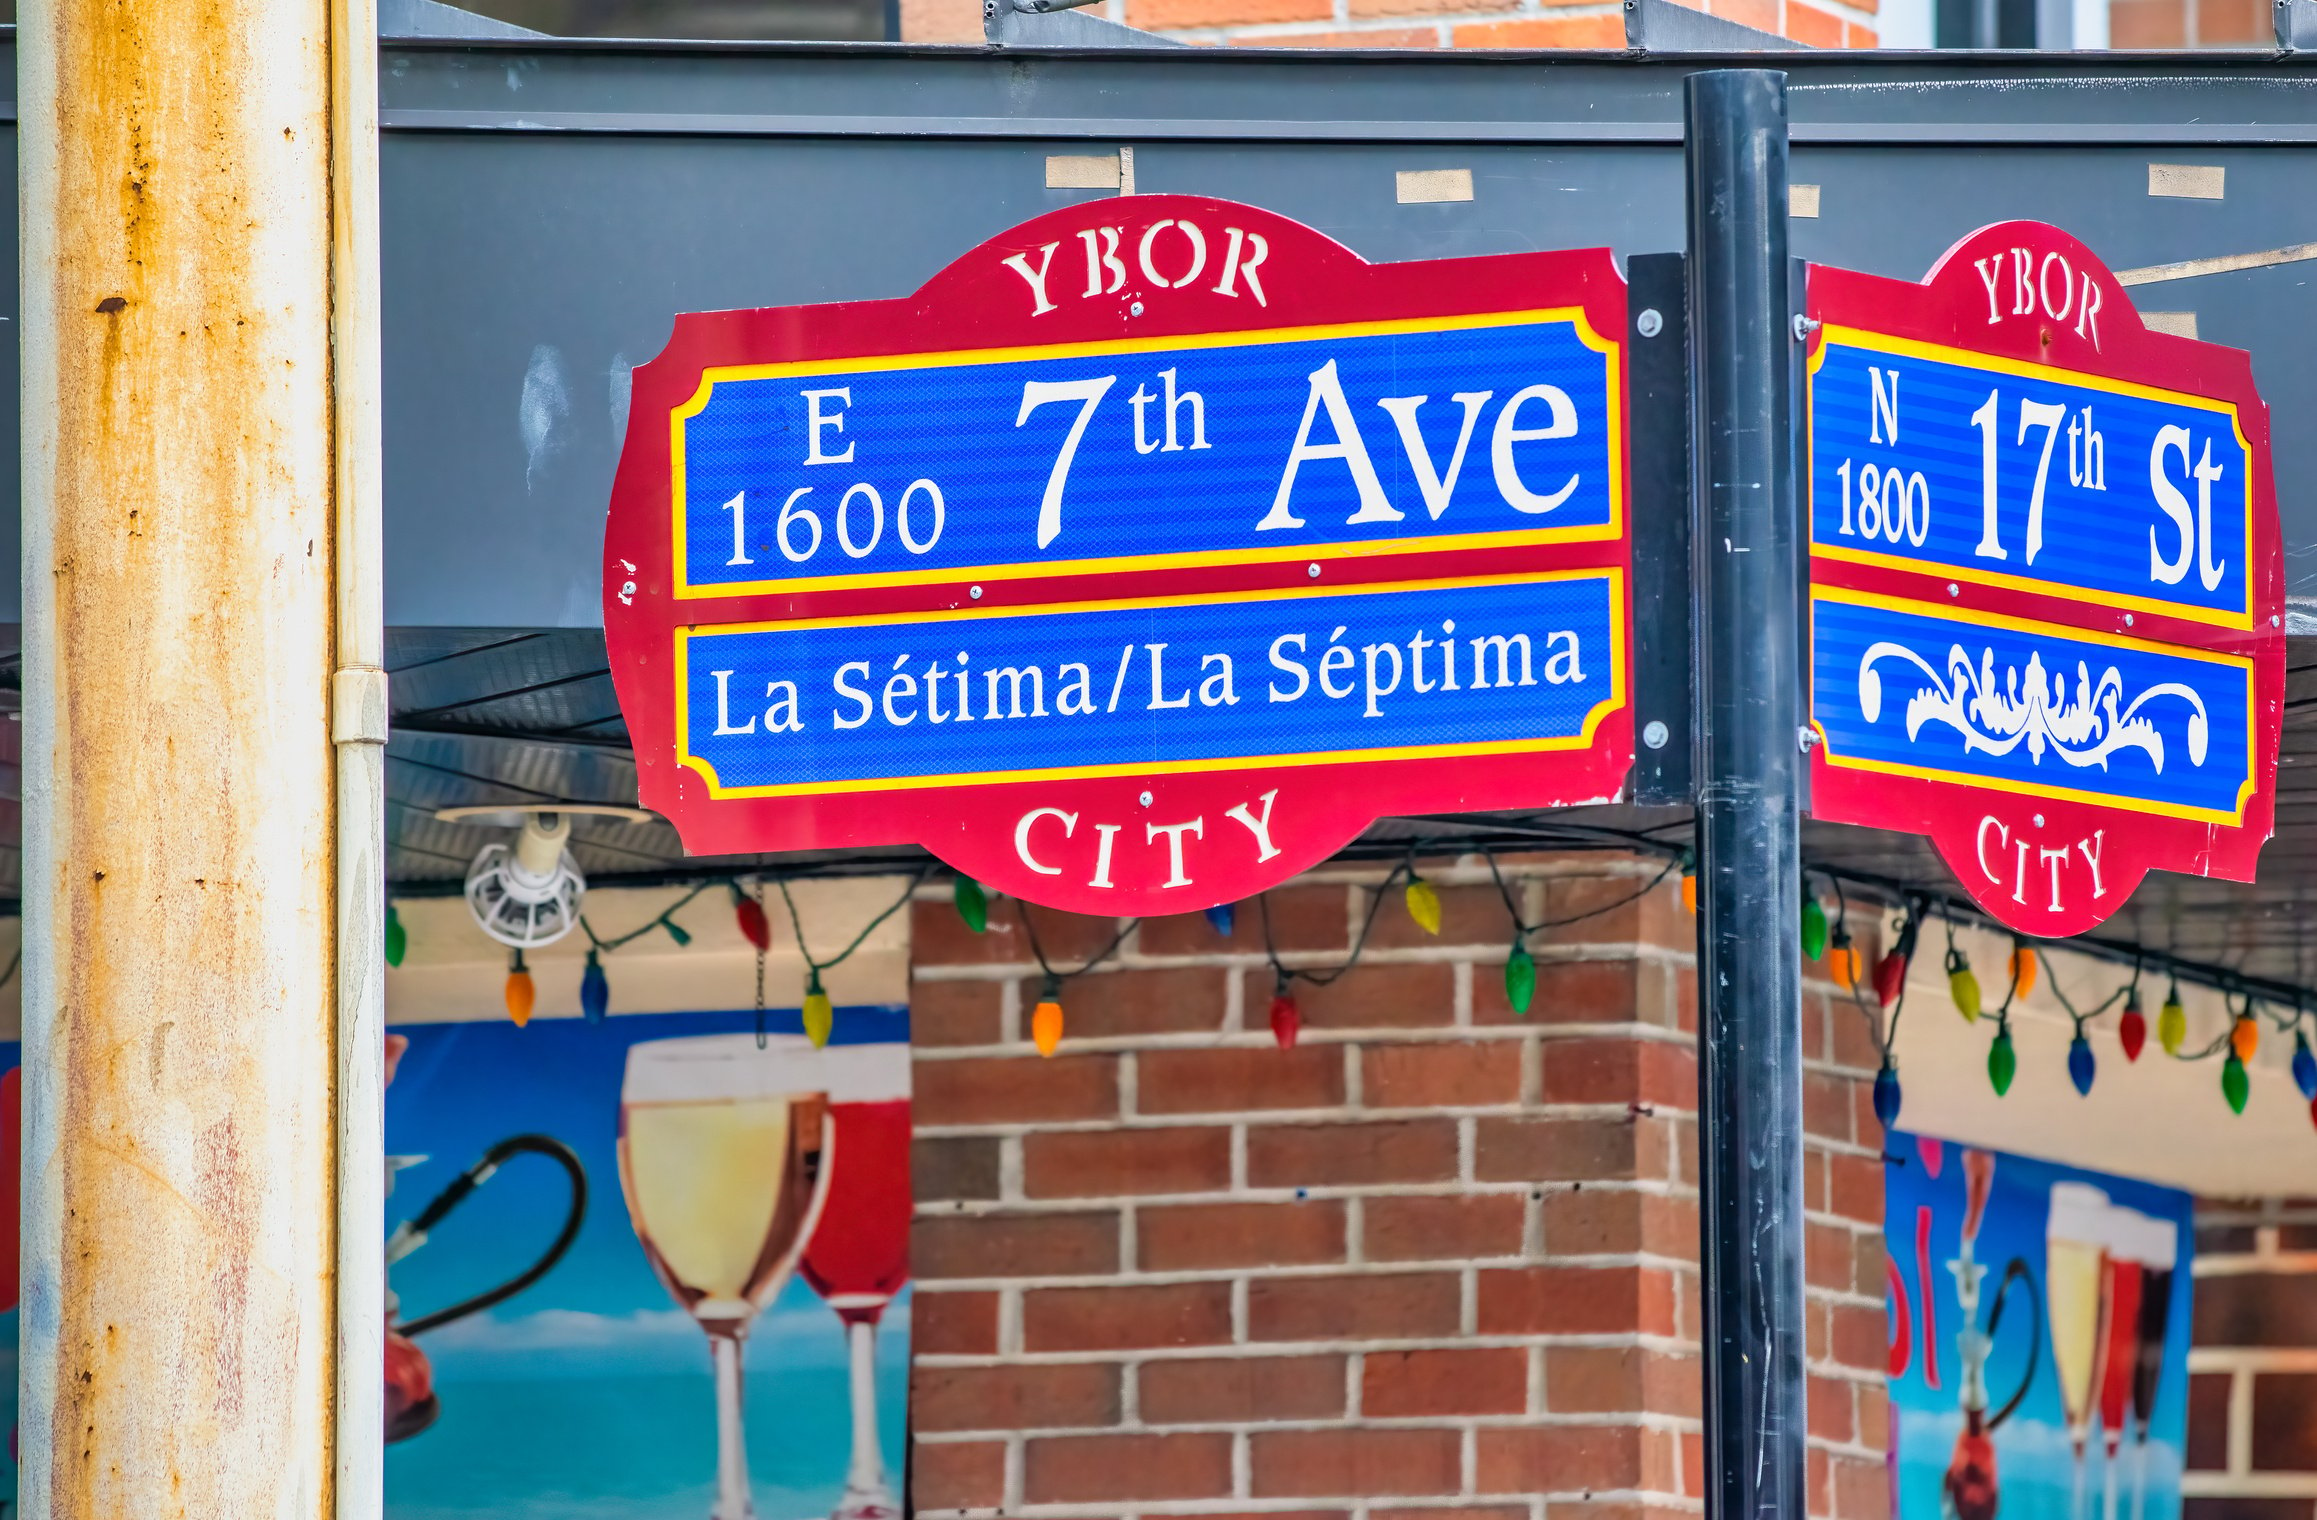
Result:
[380, 1006, 913, 1520]
[1885, 1134, 2192, 1520]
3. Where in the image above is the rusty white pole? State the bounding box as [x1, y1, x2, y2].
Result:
[19, 0, 361, 1512]
[332, 0, 390, 1512]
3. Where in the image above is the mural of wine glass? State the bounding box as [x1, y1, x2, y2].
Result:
[619, 1034, 834, 1520]
[796, 1043, 913, 1520]
[2047, 1183, 2115, 1520]
[2095, 1207, 2151, 1520]
[2125, 1211, 2180, 1520]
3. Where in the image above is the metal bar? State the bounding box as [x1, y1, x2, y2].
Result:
[1625, 251, 1694, 808]
[19, 0, 339, 1509]
[331, 0, 390, 1510]
[369, 107, 2317, 146]
[1686, 68, 1808, 1520]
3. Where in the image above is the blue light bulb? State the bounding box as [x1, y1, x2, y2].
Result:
[581, 951, 610, 1024]
[2068, 1033, 2096, 1096]
[1872, 1064, 1902, 1129]
[1204, 902, 1236, 937]
[2294, 1034, 2317, 1102]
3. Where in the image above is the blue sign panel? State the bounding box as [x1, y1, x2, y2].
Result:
[674, 312, 1620, 596]
[1810, 329, 2252, 627]
[1811, 588, 2253, 825]
[676, 573, 1621, 795]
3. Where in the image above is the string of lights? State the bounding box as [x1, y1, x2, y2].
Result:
[378, 825, 2317, 1128]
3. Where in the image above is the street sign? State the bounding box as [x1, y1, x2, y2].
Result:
[1805, 222, 2283, 936]
[605, 196, 1633, 913]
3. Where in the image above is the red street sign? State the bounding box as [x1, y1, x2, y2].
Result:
[604, 196, 1635, 914]
[1805, 222, 2282, 936]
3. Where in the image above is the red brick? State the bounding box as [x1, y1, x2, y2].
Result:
[1477, 1265, 1675, 1336]
[1140, 884, 1348, 955]
[1287, 962, 1457, 1030]
[1375, 1509, 1530, 1520]
[915, 1362, 1122, 1432]
[914, 1211, 1120, 1279]
[1227, 26, 1441, 43]
[915, 1054, 1118, 1126]
[2109, 0, 2185, 41]
[1024, 1281, 1234, 1351]
[1364, 1193, 1525, 1261]
[1366, 882, 1520, 949]
[1785, 0, 1845, 43]
[1247, 1119, 1458, 1186]
[1024, 1126, 1232, 1197]
[1055, 966, 1230, 1039]
[2201, 0, 2268, 38]
[1475, 1424, 1643, 1493]
[1025, 1432, 1234, 1503]
[1363, 1040, 1521, 1108]
[1709, 0, 1780, 30]
[1139, 1199, 1347, 1271]
[1140, 1354, 1348, 1423]
[1829, 1152, 1881, 1224]
[1533, 869, 1687, 952]
[914, 1439, 1005, 1509]
[1128, 0, 1329, 24]
[1248, 1271, 1461, 1340]
[913, 1289, 999, 1354]
[1542, 1036, 1696, 1107]
[1545, 1345, 1640, 1412]
[1830, 996, 1883, 1071]
[1809, 1373, 1856, 1444]
[1479, 954, 1638, 1026]
[1844, 21, 1876, 45]
[915, 1136, 1000, 1202]
[1805, 1072, 1855, 1143]
[1363, 1347, 1528, 1416]
[1139, 1044, 1345, 1114]
[1830, 1452, 1889, 1520]
[915, 897, 1122, 966]
[1541, 1188, 1693, 1258]
[1253, 1427, 1463, 1497]
[911, 979, 1003, 1047]
[1476, 1115, 1655, 1181]
[1828, 1302, 1885, 1373]
[1807, 1220, 1858, 1293]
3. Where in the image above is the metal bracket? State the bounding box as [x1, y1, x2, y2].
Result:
[2279, 0, 2317, 48]
[379, 0, 545, 38]
[1623, 0, 1806, 49]
[1627, 252, 1694, 807]
[984, 0, 1190, 47]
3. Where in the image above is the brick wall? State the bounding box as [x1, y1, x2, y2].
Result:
[906, 853, 1889, 1520]
[2108, 0, 2267, 44]
[901, 0, 1870, 51]
[2185, 1199, 2317, 1520]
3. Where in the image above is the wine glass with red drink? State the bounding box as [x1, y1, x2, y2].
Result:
[797, 1042, 912, 1520]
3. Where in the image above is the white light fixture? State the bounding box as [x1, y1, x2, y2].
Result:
[434, 804, 657, 949]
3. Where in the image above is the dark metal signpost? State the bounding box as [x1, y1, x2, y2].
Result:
[1687, 69, 1810, 1520]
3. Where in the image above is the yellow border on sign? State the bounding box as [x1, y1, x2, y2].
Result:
[675, 568, 1628, 798]
[670, 308, 1626, 599]
[1808, 583, 2257, 826]
[1807, 324, 2255, 632]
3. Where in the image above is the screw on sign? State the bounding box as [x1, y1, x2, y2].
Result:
[603, 195, 1636, 913]
[1802, 221, 2282, 936]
